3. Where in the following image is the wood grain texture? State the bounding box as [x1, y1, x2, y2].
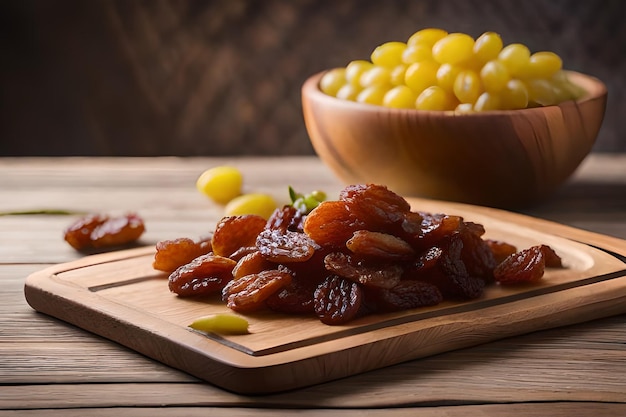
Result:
[2, 155, 626, 412]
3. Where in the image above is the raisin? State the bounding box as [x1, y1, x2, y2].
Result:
[63, 214, 108, 250]
[90, 213, 145, 248]
[153, 237, 212, 273]
[266, 205, 305, 233]
[420, 235, 485, 299]
[265, 276, 318, 314]
[420, 213, 463, 244]
[346, 230, 414, 261]
[279, 246, 333, 284]
[486, 239, 518, 265]
[228, 246, 258, 262]
[168, 253, 236, 297]
[340, 184, 411, 232]
[313, 275, 363, 325]
[223, 269, 292, 312]
[403, 246, 443, 278]
[400, 212, 463, 250]
[463, 221, 486, 237]
[303, 200, 367, 248]
[459, 227, 497, 282]
[324, 252, 402, 289]
[256, 228, 319, 263]
[232, 250, 275, 279]
[367, 280, 443, 312]
[494, 245, 549, 285]
[417, 247, 444, 273]
[64, 213, 145, 251]
[541, 244, 563, 268]
[211, 215, 266, 258]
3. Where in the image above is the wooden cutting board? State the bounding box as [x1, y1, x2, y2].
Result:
[24, 198, 626, 394]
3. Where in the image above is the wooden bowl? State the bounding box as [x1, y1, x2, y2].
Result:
[302, 71, 607, 208]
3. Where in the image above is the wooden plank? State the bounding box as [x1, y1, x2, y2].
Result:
[1, 382, 624, 410]
[1, 403, 625, 417]
[23, 198, 626, 394]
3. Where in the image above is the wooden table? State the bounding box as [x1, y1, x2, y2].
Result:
[2, 155, 625, 416]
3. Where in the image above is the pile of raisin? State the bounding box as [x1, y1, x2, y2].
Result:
[155, 184, 563, 325]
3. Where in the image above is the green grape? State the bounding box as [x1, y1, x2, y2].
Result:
[401, 43, 433, 64]
[404, 60, 439, 94]
[436, 63, 462, 93]
[356, 85, 388, 105]
[453, 69, 482, 104]
[416, 86, 455, 111]
[309, 190, 327, 203]
[500, 79, 529, 109]
[480, 60, 510, 93]
[525, 78, 557, 106]
[360, 66, 392, 88]
[407, 28, 448, 47]
[526, 51, 562, 79]
[473, 31, 503, 64]
[498, 43, 530, 77]
[319, 68, 346, 97]
[371, 41, 407, 68]
[390, 64, 408, 85]
[432, 33, 475, 65]
[289, 187, 327, 214]
[383, 85, 417, 109]
[196, 166, 243, 205]
[345, 60, 374, 87]
[474, 92, 501, 111]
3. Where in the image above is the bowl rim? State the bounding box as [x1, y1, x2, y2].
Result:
[302, 69, 607, 117]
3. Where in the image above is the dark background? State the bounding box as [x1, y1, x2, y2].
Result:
[1, 0, 624, 156]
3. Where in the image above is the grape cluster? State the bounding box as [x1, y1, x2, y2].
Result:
[319, 28, 584, 112]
